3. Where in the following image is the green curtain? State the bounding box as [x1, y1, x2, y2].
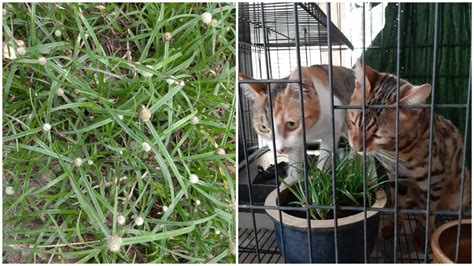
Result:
[364, 3, 471, 164]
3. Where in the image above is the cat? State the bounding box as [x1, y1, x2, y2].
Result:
[347, 60, 471, 249]
[239, 65, 355, 183]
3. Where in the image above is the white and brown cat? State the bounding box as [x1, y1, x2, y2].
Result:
[239, 65, 355, 182]
[347, 61, 471, 249]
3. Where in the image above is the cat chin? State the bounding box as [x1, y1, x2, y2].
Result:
[273, 147, 292, 154]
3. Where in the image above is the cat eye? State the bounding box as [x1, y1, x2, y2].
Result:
[374, 128, 388, 138]
[258, 124, 270, 133]
[286, 121, 299, 130]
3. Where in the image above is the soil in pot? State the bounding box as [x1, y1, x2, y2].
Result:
[253, 161, 288, 185]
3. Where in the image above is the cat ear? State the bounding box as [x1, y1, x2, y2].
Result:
[355, 59, 378, 95]
[400, 83, 431, 104]
[239, 73, 267, 99]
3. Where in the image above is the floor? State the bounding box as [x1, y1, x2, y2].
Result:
[238, 213, 461, 263]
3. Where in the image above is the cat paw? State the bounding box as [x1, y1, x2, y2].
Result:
[411, 227, 430, 252]
[380, 221, 405, 240]
[380, 224, 394, 240]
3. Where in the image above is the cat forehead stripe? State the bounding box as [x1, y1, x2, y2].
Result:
[372, 74, 409, 102]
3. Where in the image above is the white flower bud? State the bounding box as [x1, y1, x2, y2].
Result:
[141, 65, 154, 78]
[73, 157, 83, 167]
[15, 39, 25, 47]
[210, 19, 218, 27]
[229, 243, 236, 255]
[43, 123, 52, 132]
[201, 12, 212, 24]
[87, 160, 94, 165]
[190, 116, 200, 125]
[16, 47, 26, 56]
[216, 148, 226, 155]
[139, 105, 152, 122]
[189, 174, 199, 184]
[178, 80, 185, 88]
[95, 5, 106, 12]
[117, 214, 126, 225]
[5, 186, 15, 195]
[162, 205, 168, 212]
[215, 229, 220, 235]
[135, 216, 144, 226]
[195, 199, 201, 206]
[3, 44, 16, 59]
[166, 78, 175, 85]
[117, 114, 124, 120]
[142, 142, 151, 152]
[163, 32, 172, 41]
[54, 30, 62, 37]
[56, 88, 65, 96]
[38, 56, 47, 65]
[106, 234, 122, 253]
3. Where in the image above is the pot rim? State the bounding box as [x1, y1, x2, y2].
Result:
[264, 187, 387, 229]
[430, 219, 471, 263]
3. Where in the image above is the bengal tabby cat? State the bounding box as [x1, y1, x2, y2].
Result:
[347, 61, 471, 249]
[240, 65, 355, 182]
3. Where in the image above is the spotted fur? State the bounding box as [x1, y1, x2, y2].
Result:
[240, 65, 355, 180]
[347, 61, 471, 249]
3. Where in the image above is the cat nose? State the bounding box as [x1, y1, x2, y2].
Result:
[353, 143, 362, 152]
[351, 135, 363, 152]
[275, 141, 284, 153]
[275, 144, 286, 154]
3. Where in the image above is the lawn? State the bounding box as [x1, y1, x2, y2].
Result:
[2, 3, 236, 263]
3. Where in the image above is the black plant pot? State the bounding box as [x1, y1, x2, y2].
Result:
[265, 187, 387, 263]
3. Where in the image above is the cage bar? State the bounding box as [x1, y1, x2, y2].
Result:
[423, 3, 439, 262]
[361, 2, 368, 262]
[326, 3, 340, 262]
[259, 2, 287, 261]
[394, 2, 402, 262]
[292, 2, 314, 262]
[238, 83, 262, 263]
[454, 62, 471, 263]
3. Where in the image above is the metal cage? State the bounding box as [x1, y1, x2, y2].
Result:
[238, 2, 471, 263]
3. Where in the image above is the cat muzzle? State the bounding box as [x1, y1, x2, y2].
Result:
[356, 149, 375, 156]
[276, 147, 291, 154]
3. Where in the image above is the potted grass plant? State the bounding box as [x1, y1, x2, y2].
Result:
[264, 151, 387, 263]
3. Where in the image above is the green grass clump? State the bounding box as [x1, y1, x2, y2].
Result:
[3, 3, 235, 263]
[285, 152, 377, 220]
